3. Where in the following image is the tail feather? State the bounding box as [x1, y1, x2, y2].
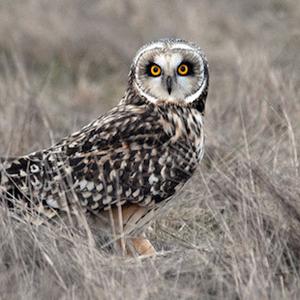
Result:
[0, 151, 71, 221]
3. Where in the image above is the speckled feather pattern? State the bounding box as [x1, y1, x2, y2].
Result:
[0, 102, 204, 214]
[0, 39, 208, 230]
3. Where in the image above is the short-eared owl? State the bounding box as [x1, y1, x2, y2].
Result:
[0, 39, 209, 256]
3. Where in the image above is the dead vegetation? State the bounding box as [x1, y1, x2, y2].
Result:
[0, 0, 299, 299]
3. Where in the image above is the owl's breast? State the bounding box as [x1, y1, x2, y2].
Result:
[146, 106, 204, 202]
[159, 106, 204, 158]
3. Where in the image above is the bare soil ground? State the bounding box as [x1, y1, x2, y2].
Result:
[0, 0, 299, 299]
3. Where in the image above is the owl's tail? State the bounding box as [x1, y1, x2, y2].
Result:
[0, 155, 38, 207]
[0, 157, 17, 203]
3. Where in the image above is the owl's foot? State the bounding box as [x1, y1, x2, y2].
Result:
[101, 204, 156, 256]
[127, 236, 156, 257]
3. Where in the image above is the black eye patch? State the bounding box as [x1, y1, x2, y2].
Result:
[178, 61, 194, 76]
[145, 62, 162, 77]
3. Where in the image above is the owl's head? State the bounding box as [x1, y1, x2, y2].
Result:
[126, 39, 209, 112]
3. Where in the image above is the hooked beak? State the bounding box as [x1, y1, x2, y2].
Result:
[166, 76, 173, 95]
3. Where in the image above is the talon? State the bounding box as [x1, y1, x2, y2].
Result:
[128, 237, 156, 257]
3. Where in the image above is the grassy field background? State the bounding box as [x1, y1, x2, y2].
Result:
[0, 0, 299, 299]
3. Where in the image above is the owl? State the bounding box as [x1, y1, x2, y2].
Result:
[0, 38, 209, 256]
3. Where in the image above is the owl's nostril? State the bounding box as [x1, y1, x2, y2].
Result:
[166, 76, 172, 95]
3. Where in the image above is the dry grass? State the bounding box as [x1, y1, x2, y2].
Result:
[0, 0, 300, 299]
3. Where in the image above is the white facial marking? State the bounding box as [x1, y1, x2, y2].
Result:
[170, 43, 196, 51]
[133, 43, 164, 65]
[134, 41, 207, 105]
[155, 53, 182, 75]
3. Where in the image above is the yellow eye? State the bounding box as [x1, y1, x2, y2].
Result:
[177, 64, 189, 76]
[150, 64, 161, 76]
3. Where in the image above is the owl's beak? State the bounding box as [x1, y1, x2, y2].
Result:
[166, 76, 173, 95]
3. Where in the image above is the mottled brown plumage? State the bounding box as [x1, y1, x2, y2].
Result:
[0, 38, 209, 255]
